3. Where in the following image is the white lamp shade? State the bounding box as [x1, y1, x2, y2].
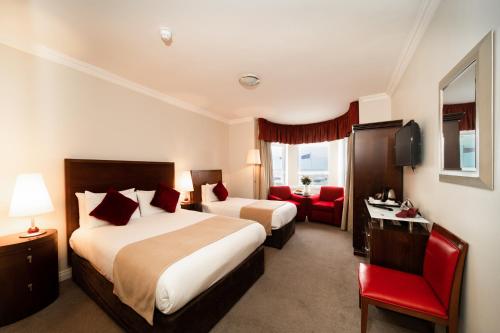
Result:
[178, 171, 194, 192]
[9, 173, 54, 217]
[246, 149, 261, 165]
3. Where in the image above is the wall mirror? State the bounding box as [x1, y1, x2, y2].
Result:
[439, 31, 494, 189]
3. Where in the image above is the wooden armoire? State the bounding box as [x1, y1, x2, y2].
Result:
[352, 120, 403, 256]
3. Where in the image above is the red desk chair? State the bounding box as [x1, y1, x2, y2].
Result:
[309, 186, 344, 226]
[268, 186, 307, 221]
[358, 224, 468, 333]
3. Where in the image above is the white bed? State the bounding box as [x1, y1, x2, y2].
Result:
[69, 209, 266, 315]
[201, 197, 297, 229]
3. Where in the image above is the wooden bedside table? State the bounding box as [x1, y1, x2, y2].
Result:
[180, 201, 202, 212]
[0, 229, 59, 327]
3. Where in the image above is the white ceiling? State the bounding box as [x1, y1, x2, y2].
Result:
[0, 0, 428, 123]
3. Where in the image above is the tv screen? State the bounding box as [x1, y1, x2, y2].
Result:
[395, 120, 421, 167]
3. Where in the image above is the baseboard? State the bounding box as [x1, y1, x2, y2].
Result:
[59, 267, 73, 282]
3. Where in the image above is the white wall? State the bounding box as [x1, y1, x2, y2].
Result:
[0, 44, 229, 272]
[227, 120, 255, 198]
[359, 93, 391, 124]
[391, 0, 500, 331]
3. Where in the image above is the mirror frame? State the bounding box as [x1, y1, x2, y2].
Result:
[438, 31, 494, 190]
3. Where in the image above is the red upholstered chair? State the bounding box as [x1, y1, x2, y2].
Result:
[358, 224, 468, 333]
[309, 186, 344, 226]
[268, 186, 307, 221]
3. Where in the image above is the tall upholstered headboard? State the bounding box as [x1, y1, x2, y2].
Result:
[64, 159, 175, 265]
[190, 170, 222, 203]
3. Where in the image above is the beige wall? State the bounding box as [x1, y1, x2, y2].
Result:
[359, 94, 391, 124]
[0, 44, 229, 272]
[227, 120, 255, 198]
[391, 0, 500, 331]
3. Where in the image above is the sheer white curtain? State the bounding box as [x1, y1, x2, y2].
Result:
[341, 134, 354, 231]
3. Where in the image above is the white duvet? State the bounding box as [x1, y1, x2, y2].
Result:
[69, 209, 266, 315]
[202, 197, 297, 229]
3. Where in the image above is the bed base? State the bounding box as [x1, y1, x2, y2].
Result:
[71, 245, 265, 333]
[264, 218, 295, 249]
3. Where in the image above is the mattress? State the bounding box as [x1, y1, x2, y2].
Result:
[69, 209, 266, 315]
[201, 197, 297, 229]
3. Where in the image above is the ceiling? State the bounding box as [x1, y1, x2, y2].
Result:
[0, 0, 428, 123]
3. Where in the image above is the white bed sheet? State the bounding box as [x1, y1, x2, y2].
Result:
[69, 209, 266, 315]
[201, 197, 297, 229]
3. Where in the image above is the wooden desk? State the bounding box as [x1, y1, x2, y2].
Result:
[364, 202, 430, 274]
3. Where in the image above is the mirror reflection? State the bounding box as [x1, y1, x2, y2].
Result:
[441, 61, 476, 171]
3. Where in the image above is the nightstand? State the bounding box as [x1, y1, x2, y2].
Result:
[0, 229, 59, 327]
[180, 201, 202, 212]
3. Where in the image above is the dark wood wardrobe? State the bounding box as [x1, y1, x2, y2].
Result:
[352, 120, 403, 256]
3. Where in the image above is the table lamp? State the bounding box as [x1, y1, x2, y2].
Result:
[9, 173, 54, 238]
[178, 171, 194, 202]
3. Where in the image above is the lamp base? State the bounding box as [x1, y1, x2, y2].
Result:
[19, 230, 47, 238]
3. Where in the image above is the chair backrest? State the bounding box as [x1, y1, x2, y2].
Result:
[269, 186, 292, 200]
[423, 223, 468, 312]
[319, 186, 344, 202]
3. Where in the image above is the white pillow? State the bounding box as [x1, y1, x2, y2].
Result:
[136, 190, 164, 217]
[77, 188, 139, 229]
[201, 183, 227, 202]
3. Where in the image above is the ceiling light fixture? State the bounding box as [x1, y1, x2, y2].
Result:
[239, 74, 260, 88]
[160, 27, 172, 45]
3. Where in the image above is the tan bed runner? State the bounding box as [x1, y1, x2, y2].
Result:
[113, 216, 254, 325]
[240, 200, 286, 235]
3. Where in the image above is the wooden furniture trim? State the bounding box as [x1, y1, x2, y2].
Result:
[353, 120, 403, 131]
[64, 159, 175, 266]
[191, 169, 295, 249]
[72, 246, 264, 333]
[360, 223, 468, 333]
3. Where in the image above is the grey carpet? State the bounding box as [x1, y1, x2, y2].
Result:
[1, 222, 439, 333]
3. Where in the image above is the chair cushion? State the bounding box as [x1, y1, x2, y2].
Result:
[358, 263, 448, 319]
[423, 230, 460, 310]
[311, 200, 335, 211]
[319, 186, 344, 202]
[269, 186, 292, 200]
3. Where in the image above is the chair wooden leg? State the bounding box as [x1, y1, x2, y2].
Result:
[447, 319, 458, 333]
[361, 298, 368, 333]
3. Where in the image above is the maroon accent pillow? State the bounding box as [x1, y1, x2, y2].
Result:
[89, 189, 139, 226]
[150, 184, 180, 213]
[213, 181, 228, 201]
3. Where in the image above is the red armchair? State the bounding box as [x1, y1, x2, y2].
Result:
[268, 186, 307, 221]
[358, 224, 468, 333]
[309, 186, 344, 226]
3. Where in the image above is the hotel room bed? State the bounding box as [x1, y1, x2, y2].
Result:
[191, 170, 297, 249]
[65, 159, 265, 333]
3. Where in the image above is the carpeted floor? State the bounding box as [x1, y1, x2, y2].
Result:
[1, 222, 439, 333]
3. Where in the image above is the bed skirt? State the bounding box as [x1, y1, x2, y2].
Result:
[71, 245, 265, 333]
[264, 218, 296, 249]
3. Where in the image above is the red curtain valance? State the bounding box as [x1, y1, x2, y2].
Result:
[443, 102, 475, 131]
[258, 101, 359, 144]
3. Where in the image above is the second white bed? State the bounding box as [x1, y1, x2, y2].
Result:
[201, 197, 297, 229]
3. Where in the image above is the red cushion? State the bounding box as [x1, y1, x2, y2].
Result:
[151, 184, 180, 213]
[423, 230, 460, 310]
[359, 263, 447, 319]
[268, 194, 282, 201]
[311, 200, 335, 211]
[90, 189, 139, 226]
[269, 186, 292, 200]
[319, 186, 344, 202]
[213, 181, 228, 201]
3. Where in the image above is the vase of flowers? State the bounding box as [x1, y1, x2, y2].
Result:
[301, 175, 312, 196]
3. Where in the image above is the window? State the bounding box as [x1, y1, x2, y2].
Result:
[298, 143, 329, 185]
[271, 143, 287, 185]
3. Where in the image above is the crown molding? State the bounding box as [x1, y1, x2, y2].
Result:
[227, 116, 255, 125]
[359, 93, 390, 103]
[0, 40, 231, 124]
[386, 0, 441, 95]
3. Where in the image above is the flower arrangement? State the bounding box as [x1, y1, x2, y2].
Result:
[300, 175, 312, 185]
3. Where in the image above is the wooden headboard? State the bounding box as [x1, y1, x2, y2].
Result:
[64, 159, 175, 265]
[190, 170, 222, 203]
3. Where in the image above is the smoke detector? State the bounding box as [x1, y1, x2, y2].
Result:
[239, 74, 260, 88]
[160, 27, 172, 45]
